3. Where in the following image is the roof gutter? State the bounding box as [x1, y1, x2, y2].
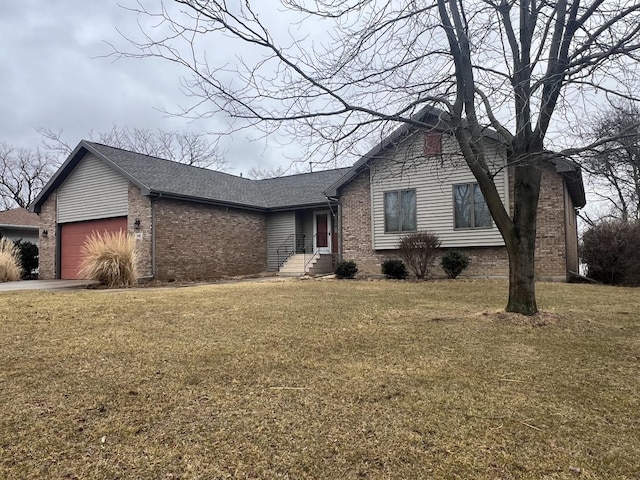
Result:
[147, 191, 267, 213]
[0, 224, 39, 230]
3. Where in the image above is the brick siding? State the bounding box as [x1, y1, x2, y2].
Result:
[127, 184, 153, 278]
[154, 198, 267, 281]
[534, 168, 567, 280]
[37, 191, 57, 280]
[340, 166, 571, 281]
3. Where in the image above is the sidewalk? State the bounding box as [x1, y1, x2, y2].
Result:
[0, 280, 96, 292]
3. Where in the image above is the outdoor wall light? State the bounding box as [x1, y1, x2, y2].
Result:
[133, 219, 141, 231]
[42, 230, 48, 238]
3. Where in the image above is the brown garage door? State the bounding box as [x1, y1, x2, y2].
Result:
[60, 217, 128, 279]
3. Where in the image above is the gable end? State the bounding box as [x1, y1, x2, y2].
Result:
[57, 153, 129, 223]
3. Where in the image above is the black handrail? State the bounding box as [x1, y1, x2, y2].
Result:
[277, 232, 329, 272]
[276, 234, 295, 269]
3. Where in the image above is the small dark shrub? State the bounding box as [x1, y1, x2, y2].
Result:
[335, 260, 358, 279]
[398, 231, 441, 279]
[381, 259, 408, 279]
[441, 250, 470, 279]
[14, 239, 39, 279]
[581, 220, 640, 286]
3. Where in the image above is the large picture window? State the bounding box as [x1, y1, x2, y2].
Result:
[454, 183, 492, 229]
[384, 189, 417, 233]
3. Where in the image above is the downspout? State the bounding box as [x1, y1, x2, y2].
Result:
[337, 201, 342, 262]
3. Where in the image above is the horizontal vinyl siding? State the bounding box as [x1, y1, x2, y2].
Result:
[267, 211, 295, 271]
[57, 154, 129, 224]
[294, 209, 314, 252]
[371, 132, 507, 249]
[298, 211, 314, 249]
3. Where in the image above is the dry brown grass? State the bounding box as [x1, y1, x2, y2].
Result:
[0, 279, 639, 479]
[78, 231, 138, 287]
[0, 237, 21, 282]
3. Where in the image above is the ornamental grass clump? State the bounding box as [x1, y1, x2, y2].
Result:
[79, 231, 138, 288]
[0, 237, 22, 282]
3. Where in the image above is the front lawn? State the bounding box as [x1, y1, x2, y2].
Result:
[0, 279, 638, 479]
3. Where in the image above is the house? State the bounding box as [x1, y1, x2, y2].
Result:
[29, 141, 349, 280]
[326, 109, 586, 281]
[30, 114, 585, 282]
[0, 208, 40, 245]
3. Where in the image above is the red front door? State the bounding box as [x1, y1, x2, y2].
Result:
[316, 213, 329, 248]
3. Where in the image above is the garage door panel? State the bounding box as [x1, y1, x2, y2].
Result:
[60, 217, 127, 279]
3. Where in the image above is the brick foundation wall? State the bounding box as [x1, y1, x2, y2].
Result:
[37, 191, 57, 279]
[154, 198, 267, 281]
[340, 166, 570, 281]
[127, 184, 153, 278]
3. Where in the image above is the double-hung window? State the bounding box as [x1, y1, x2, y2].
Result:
[384, 189, 417, 233]
[454, 183, 491, 229]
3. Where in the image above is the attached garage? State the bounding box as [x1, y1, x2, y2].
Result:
[48, 149, 130, 279]
[59, 216, 128, 279]
[30, 140, 349, 281]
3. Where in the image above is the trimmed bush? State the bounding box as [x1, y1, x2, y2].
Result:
[441, 250, 470, 279]
[79, 231, 138, 288]
[381, 259, 408, 279]
[335, 260, 358, 279]
[14, 239, 39, 279]
[0, 237, 22, 282]
[581, 220, 640, 286]
[398, 231, 441, 279]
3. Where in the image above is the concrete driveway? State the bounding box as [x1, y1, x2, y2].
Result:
[0, 280, 96, 292]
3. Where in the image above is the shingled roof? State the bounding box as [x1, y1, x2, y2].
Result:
[0, 208, 40, 227]
[30, 141, 350, 212]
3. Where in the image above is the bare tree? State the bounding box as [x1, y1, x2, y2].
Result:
[38, 125, 226, 170]
[0, 143, 58, 210]
[246, 165, 305, 179]
[0, 124, 226, 210]
[584, 103, 640, 222]
[115, 0, 640, 314]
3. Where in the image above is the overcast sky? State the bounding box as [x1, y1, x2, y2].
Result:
[0, 0, 302, 175]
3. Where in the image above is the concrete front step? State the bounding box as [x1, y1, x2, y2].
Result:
[278, 253, 333, 276]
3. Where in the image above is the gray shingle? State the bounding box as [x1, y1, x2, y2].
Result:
[257, 168, 350, 209]
[87, 142, 349, 210]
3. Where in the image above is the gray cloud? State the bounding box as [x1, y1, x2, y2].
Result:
[0, 0, 303, 174]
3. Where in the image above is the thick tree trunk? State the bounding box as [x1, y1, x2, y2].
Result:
[506, 234, 538, 315]
[504, 163, 542, 315]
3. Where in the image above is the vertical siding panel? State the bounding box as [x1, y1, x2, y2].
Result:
[57, 154, 129, 223]
[267, 212, 295, 271]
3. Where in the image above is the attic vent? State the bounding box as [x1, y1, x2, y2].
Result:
[424, 131, 442, 155]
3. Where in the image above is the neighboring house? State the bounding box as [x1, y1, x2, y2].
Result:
[30, 114, 585, 282]
[29, 141, 348, 280]
[0, 208, 40, 245]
